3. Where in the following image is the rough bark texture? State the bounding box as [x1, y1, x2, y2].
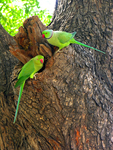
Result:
[0, 0, 113, 150]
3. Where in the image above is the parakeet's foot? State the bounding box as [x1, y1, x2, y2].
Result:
[33, 73, 38, 80]
[55, 49, 62, 54]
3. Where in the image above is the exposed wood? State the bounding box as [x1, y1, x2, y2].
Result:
[9, 16, 52, 64]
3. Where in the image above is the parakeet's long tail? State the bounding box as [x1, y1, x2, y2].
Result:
[71, 39, 105, 54]
[13, 81, 25, 123]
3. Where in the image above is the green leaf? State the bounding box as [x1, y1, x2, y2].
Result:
[0, 0, 52, 36]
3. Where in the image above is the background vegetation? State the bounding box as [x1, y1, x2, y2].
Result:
[0, 0, 52, 36]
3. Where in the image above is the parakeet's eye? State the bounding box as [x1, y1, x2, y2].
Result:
[37, 59, 38, 60]
[46, 33, 47, 34]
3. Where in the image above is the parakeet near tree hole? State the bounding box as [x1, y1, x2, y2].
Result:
[42, 30, 105, 54]
[13, 55, 44, 123]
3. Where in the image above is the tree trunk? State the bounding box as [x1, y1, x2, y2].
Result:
[0, 0, 113, 149]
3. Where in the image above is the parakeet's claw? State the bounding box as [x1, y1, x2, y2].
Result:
[33, 73, 38, 80]
[55, 49, 62, 54]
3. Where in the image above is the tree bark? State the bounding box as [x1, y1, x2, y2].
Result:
[0, 0, 113, 150]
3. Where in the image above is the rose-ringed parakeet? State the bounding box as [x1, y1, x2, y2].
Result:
[42, 30, 105, 54]
[13, 55, 44, 123]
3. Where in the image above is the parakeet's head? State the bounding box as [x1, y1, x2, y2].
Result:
[42, 30, 53, 39]
[35, 55, 44, 65]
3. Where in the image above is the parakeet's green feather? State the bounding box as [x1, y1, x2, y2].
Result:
[73, 40, 105, 54]
[15, 76, 30, 88]
[13, 82, 25, 123]
[18, 59, 35, 79]
[15, 59, 36, 88]
[57, 31, 76, 44]
[42, 30, 105, 54]
[13, 55, 44, 123]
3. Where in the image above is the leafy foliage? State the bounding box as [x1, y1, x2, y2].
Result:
[0, 0, 52, 36]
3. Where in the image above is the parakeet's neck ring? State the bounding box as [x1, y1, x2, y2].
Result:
[46, 30, 53, 39]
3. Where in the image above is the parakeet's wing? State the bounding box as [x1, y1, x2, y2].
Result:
[15, 59, 35, 88]
[56, 31, 76, 44]
[18, 59, 35, 78]
[15, 76, 30, 88]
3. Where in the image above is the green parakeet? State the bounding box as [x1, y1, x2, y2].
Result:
[13, 55, 44, 123]
[42, 30, 105, 54]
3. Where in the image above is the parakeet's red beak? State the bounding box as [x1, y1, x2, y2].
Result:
[42, 34, 45, 38]
[40, 59, 43, 64]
